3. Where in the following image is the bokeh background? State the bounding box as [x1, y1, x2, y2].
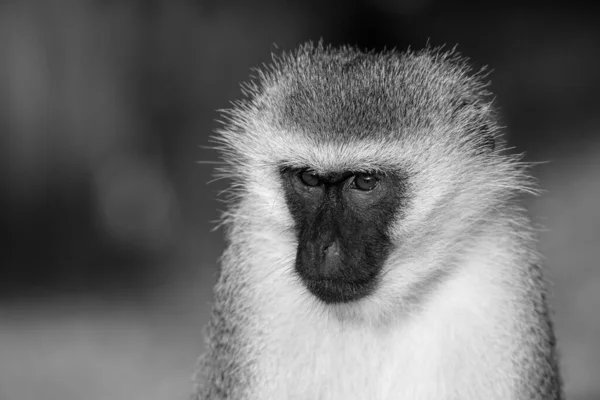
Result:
[1, 1, 598, 399]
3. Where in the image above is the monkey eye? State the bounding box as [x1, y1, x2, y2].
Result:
[353, 173, 378, 191]
[300, 171, 321, 187]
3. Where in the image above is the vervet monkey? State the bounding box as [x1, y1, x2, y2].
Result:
[195, 42, 563, 400]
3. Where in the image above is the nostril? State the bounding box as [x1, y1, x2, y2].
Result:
[323, 241, 340, 258]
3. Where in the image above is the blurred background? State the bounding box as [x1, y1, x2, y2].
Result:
[0, 1, 598, 399]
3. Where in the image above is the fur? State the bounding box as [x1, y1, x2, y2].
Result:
[195, 42, 562, 399]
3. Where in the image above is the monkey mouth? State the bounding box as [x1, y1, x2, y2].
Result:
[302, 277, 376, 304]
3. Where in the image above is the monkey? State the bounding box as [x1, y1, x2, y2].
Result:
[194, 42, 563, 400]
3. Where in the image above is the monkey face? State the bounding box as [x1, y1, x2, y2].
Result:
[280, 168, 406, 304]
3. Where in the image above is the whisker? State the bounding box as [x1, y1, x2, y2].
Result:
[196, 161, 228, 165]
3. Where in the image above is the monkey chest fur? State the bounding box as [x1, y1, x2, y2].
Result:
[248, 264, 521, 400]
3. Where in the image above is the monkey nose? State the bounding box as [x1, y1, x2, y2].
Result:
[321, 240, 342, 277]
[323, 241, 339, 257]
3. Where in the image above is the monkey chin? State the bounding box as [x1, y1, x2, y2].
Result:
[299, 277, 402, 326]
[303, 277, 378, 304]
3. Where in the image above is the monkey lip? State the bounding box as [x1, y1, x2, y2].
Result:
[302, 277, 376, 304]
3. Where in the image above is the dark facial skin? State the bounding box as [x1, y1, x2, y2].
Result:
[280, 167, 405, 304]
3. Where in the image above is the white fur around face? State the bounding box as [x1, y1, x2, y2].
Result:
[220, 129, 528, 399]
[243, 223, 523, 400]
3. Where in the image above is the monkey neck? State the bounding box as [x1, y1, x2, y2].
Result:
[225, 218, 536, 400]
